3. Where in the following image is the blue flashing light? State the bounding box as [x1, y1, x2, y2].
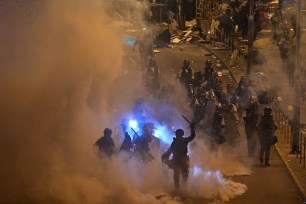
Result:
[129, 120, 138, 129]
[126, 119, 140, 140]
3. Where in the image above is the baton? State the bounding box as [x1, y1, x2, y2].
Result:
[130, 127, 139, 137]
[181, 115, 192, 125]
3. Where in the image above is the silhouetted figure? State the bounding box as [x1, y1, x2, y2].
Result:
[134, 26, 153, 70]
[219, 7, 234, 43]
[226, 83, 239, 107]
[271, 8, 286, 43]
[94, 128, 116, 158]
[145, 57, 160, 93]
[203, 59, 214, 82]
[134, 123, 155, 163]
[223, 99, 239, 146]
[179, 59, 193, 96]
[193, 71, 203, 87]
[118, 122, 134, 161]
[271, 8, 284, 31]
[211, 109, 226, 148]
[229, 0, 240, 27]
[180, 59, 193, 84]
[120, 130, 134, 153]
[257, 107, 278, 166]
[161, 124, 196, 191]
[237, 76, 251, 110]
[243, 101, 259, 157]
[237, 2, 249, 38]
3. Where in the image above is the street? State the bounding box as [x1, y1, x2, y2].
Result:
[134, 42, 304, 203]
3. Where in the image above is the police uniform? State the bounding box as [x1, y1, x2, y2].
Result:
[161, 125, 195, 191]
[95, 128, 115, 157]
[258, 107, 278, 166]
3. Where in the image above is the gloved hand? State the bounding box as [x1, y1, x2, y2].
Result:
[190, 123, 195, 129]
[161, 152, 169, 163]
[161, 154, 166, 163]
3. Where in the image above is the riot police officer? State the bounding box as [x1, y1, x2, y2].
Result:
[145, 57, 160, 93]
[134, 123, 155, 163]
[226, 83, 239, 107]
[211, 108, 226, 148]
[119, 122, 134, 154]
[203, 59, 214, 81]
[237, 75, 251, 110]
[258, 107, 278, 166]
[223, 99, 239, 146]
[161, 123, 196, 192]
[243, 100, 259, 157]
[94, 128, 116, 158]
[180, 59, 193, 88]
[134, 26, 153, 70]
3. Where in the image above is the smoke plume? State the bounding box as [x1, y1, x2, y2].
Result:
[0, 0, 127, 203]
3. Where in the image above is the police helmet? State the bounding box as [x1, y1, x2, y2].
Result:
[183, 59, 190, 66]
[226, 83, 234, 91]
[264, 107, 272, 115]
[149, 57, 156, 65]
[103, 128, 112, 134]
[225, 7, 231, 15]
[174, 129, 184, 136]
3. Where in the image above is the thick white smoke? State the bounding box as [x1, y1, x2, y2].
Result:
[0, 0, 127, 203]
[0, 1, 249, 203]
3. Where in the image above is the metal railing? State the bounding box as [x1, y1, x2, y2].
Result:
[227, 22, 306, 169]
[273, 103, 306, 169]
[274, 106, 292, 145]
[216, 25, 305, 169]
[298, 132, 306, 169]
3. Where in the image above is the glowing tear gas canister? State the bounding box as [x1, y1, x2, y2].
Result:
[124, 118, 174, 145]
[128, 119, 138, 130]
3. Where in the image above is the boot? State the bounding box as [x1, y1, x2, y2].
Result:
[265, 159, 270, 166]
[260, 158, 264, 165]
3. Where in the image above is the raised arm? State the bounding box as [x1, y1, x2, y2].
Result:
[187, 124, 196, 142]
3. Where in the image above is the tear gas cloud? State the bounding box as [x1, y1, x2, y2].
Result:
[0, 0, 249, 203]
[0, 0, 128, 202]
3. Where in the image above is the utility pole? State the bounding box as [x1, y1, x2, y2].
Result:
[247, 0, 254, 75]
[292, 0, 301, 153]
